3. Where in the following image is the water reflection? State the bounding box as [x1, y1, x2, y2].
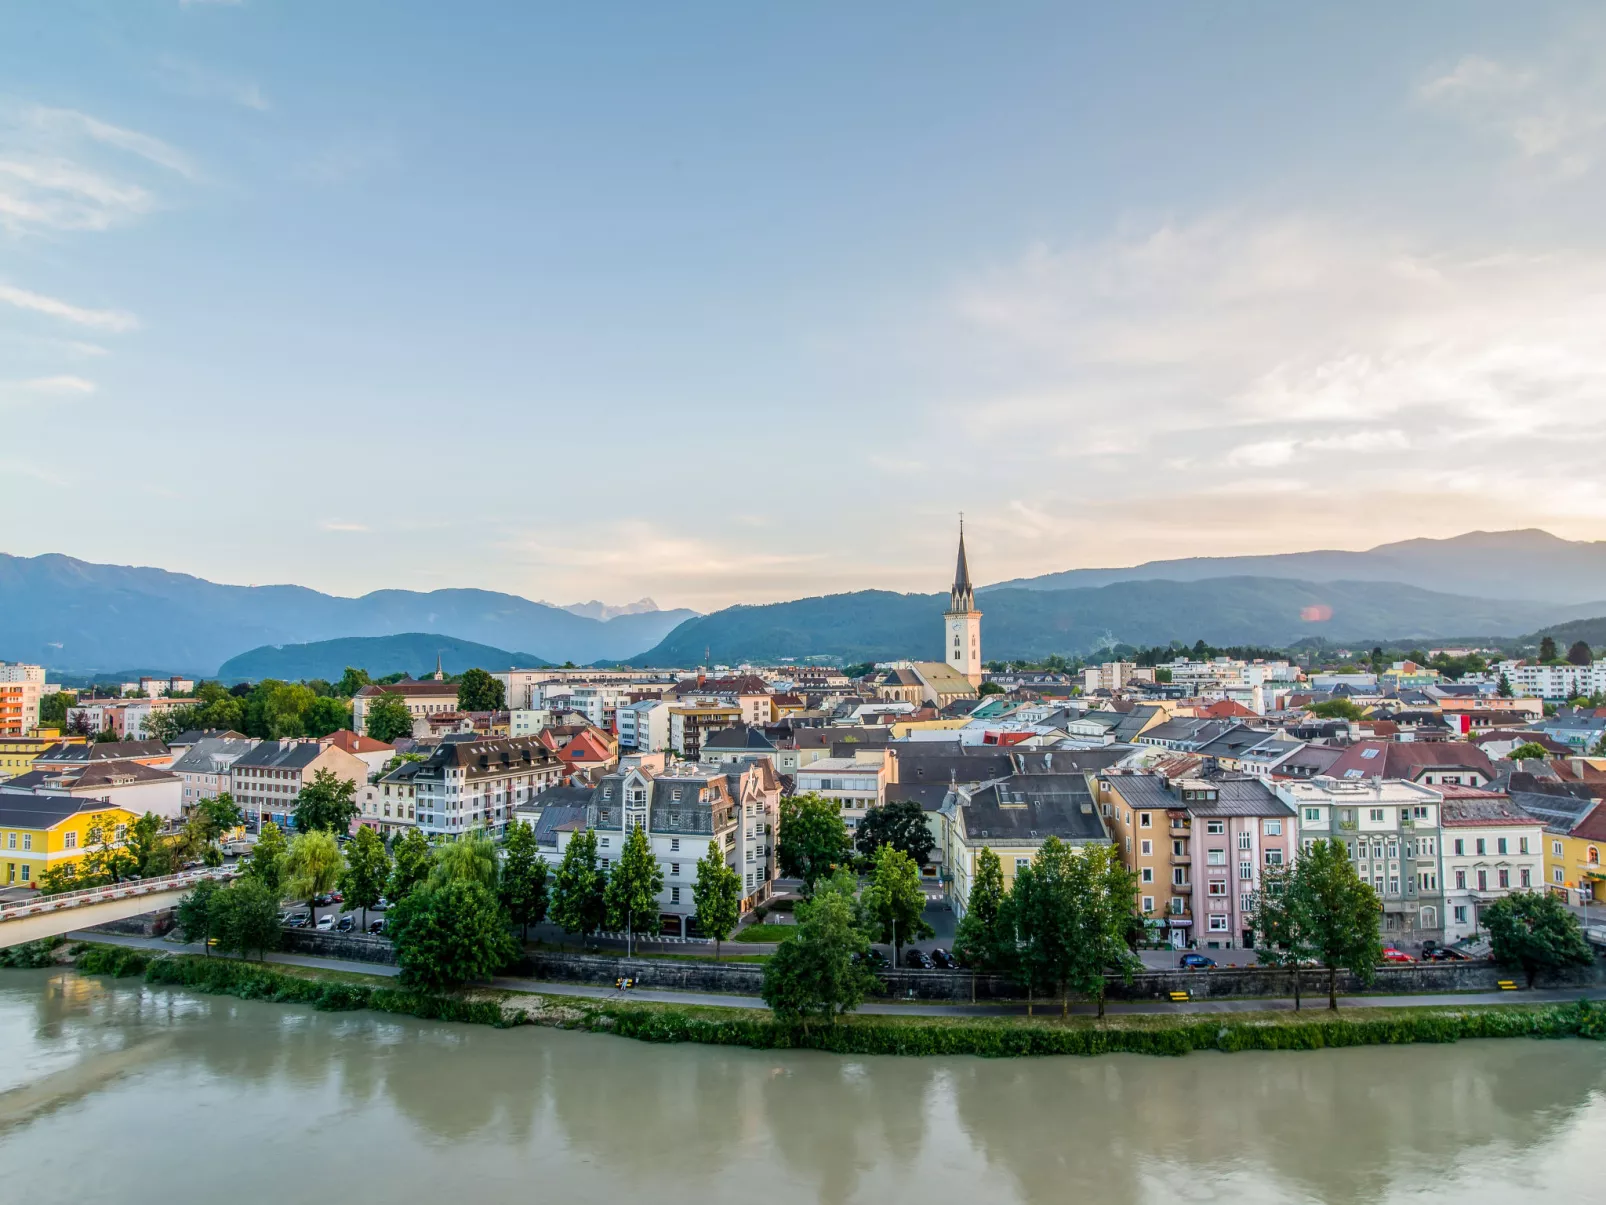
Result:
[2, 969, 1604, 1205]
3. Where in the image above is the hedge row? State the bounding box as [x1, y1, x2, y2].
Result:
[56, 945, 1606, 1058]
[603, 1000, 1606, 1057]
[71, 947, 515, 1028]
[0, 937, 63, 968]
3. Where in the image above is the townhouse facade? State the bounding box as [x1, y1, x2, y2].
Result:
[170, 737, 258, 812]
[0, 794, 140, 887]
[352, 680, 461, 738]
[793, 753, 888, 832]
[1439, 796, 1546, 942]
[411, 736, 564, 841]
[233, 739, 370, 830]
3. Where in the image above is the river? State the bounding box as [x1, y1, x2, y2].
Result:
[2, 968, 1605, 1204]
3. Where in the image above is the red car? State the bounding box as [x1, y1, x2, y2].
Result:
[1380, 948, 1415, 964]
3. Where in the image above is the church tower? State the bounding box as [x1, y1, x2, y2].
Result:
[944, 521, 983, 687]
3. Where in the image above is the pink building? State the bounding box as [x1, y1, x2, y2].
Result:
[1181, 778, 1298, 950]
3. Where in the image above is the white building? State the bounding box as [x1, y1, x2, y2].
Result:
[1440, 796, 1547, 943]
[1275, 776, 1445, 939]
[617, 698, 670, 751]
[1490, 659, 1606, 701]
[410, 736, 564, 841]
[793, 754, 887, 831]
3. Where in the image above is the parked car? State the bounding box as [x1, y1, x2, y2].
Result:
[1380, 948, 1415, 964]
[929, 947, 958, 969]
[374, 897, 389, 911]
[336, 916, 355, 933]
[284, 913, 310, 928]
[367, 919, 386, 935]
[1422, 947, 1470, 962]
[1179, 953, 1217, 970]
[904, 948, 935, 969]
[316, 914, 335, 931]
[854, 949, 890, 970]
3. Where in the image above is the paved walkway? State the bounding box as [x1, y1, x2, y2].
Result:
[68, 932, 1606, 1019]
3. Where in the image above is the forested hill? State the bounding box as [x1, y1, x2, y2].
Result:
[631, 578, 1606, 666]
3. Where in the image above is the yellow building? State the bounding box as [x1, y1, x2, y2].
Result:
[0, 795, 139, 887]
[1544, 802, 1606, 905]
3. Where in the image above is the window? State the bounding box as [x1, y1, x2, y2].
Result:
[1207, 849, 1226, 865]
[1475, 837, 1486, 856]
[5, 833, 12, 849]
[1015, 858, 1030, 871]
[1141, 867, 1154, 883]
[599, 837, 610, 848]
[1455, 870, 1466, 889]
[1454, 905, 1468, 924]
[1389, 877, 1399, 894]
[670, 838, 680, 852]
[1263, 819, 1282, 836]
[1173, 868, 1188, 886]
[64, 832, 76, 850]
[1498, 868, 1510, 889]
[1453, 838, 1465, 856]
[670, 886, 681, 904]
[1420, 872, 1437, 891]
[1369, 808, 1385, 823]
[1553, 840, 1565, 857]
[22, 834, 32, 850]
[1304, 807, 1321, 822]
[1237, 832, 1252, 850]
[1239, 862, 1253, 881]
[1173, 840, 1185, 856]
[1496, 837, 1508, 856]
[1140, 839, 1152, 856]
[1519, 837, 1530, 855]
[1264, 849, 1284, 866]
[1520, 868, 1532, 888]
[1139, 812, 1152, 828]
[1141, 895, 1154, 912]
[1208, 915, 1229, 932]
[1477, 870, 1488, 891]
[1208, 880, 1227, 896]
[670, 862, 680, 876]
[1206, 821, 1225, 835]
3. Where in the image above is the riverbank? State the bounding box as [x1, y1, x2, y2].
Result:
[34, 941, 1606, 1058]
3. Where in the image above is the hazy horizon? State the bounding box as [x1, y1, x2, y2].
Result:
[5, 3, 1605, 610]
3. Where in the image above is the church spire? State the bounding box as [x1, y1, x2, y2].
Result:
[950, 518, 975, 613]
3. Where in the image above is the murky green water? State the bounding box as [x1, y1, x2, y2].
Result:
[2, 968, 1604, 1204]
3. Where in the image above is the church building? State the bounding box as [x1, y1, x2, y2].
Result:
[943, 522, 983, 687]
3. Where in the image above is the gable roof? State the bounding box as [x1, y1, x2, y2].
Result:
[0, 791, 135, 829]
[1325, 740, 1496, 781]
[952, 774, 1108, 844]
[327, 729, 394, 755]
[702, 724, 776, 752]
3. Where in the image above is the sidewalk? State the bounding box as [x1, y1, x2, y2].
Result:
[69, 931, 1606, 1018]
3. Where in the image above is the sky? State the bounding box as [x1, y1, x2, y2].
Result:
[3, 2, 1606, 613]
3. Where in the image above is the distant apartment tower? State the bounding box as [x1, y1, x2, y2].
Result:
[0, 663, 46, 737]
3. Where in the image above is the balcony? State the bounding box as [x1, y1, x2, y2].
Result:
[1170, 852, 1191, 864]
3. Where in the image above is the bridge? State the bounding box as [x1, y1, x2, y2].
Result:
[0, 868, 237, 949]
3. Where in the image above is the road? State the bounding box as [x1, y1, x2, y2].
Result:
[67, 931, 1605, 1019]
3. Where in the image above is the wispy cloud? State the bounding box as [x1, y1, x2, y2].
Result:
[156, 55, 269, 112]
[0, 284, 138, 331]
[0, 374, 97, 400]
[0, 105, 198, 234]
[1419, 41, 1606, 179]
[317, 520, 369, 533]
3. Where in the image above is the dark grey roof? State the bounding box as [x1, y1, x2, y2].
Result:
[234, 740, 326, 771]
[956, 775, 1108, 844]
[169, 738, 258, 774]
[890, 749, 1013, 786]
[703, 724, 776, 752]
[0, 791, 124, 829]
[530, 784, 596, 808]
[1510, 789, 1598, 831]
[410, 736, 560, 784]
[1187, 777, 1296, 817]
[1009, 747, 1133, 775]
[883, 782, 950, 812]
[531, 804, 590, 847]
[36, 740, 167, 764]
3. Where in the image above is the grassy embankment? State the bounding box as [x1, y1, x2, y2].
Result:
[9, 940, 1601, 1058]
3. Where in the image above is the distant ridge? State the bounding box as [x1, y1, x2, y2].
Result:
[217, 633, 549, 683]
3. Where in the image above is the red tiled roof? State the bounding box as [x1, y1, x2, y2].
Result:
[327, 729, 393, 754]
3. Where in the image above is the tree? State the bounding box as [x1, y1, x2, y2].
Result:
[293, 769, 359, 834]
[303, 696, 352, 738]
[387, 878, 518, 991]
[284, 830, 343, 924]
[550, 829, 608, 946]
[209, 878, 282, 960]
[1507, 742, 1552, 761]
[605, 825, 664, 956]
[1482, 891, 1594, 988]
[499, 820, 550, 941]
[81, 817, 135, 884]
[175, 878, 222, 951]
[776, 793, 854, 894]
[861, 844, 932, 967]
[1308, 698, 1363, 721]
[456, 667, 506, 713]
[760, 875, 877, 1027]
[127, 812, 167, 877]
[39, 690, 74, 728]
[1539, 636, 1560, 663]
[1294, 838, 1383, 1009]
[978, 682, 1005, 696]
[387, 828, 435, 900]
[335, 666, 372, 698]
[430, 832, 499, 891]
[692, 840, 741, 960]
[953, 847, 1011, 980]
[1567, 640, 1593, 666]
[853, 800, 936, 868]
[1063, 843, 1140, 1019]
[243, 821, 288, 898]
[364, 694, 415, 743]
[1252, 860, 1313, 1010]
[1005, 838, 1079, 1016]
[1498, 672, 1514, 698]
[340, 827, 391, 929]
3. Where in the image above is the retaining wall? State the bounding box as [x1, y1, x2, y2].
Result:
[280, 930, 397, 965]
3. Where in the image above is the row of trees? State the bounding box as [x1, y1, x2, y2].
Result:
[776, 793, 937, 887]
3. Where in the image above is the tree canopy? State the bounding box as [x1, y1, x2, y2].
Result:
[1294, 838, 1383, 1009]
[364, 693, 416, 743]
[692, 840, 742, 960]
[1482, 891, 1594, 987]
[284, 830, 343, 916]
[853, 800, 936, 868]
[860, 843, 932, 965]
[293, 769, 360, 834]
[605, 825, 664, 956]
[388, 878, 518, 991]
[456, 667, 506, 713]
[499, 820, 550, 941]
[387, 828, 435, 901]
[1507, 742, 1552, 761]
[550, 829, 608, 943]
[777, 793, 854, 893]
[760, 873, 877, 1026]
[340, 826, 391, 927]
[953, 847, 1011, 973]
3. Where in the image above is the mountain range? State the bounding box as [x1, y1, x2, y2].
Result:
[6, 530, 1606, 676]
[0, 553, 694, 674]
[989, 530, 1606, 603]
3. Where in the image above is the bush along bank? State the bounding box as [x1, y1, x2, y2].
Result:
[54, 945, 1606, 1058]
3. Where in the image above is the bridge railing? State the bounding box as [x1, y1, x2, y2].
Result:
[0, 868, 237, 923]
